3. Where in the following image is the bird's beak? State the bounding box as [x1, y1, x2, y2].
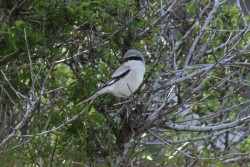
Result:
[120, 58, 126, 64]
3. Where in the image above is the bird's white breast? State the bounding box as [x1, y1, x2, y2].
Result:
[108, 61, 146, 97]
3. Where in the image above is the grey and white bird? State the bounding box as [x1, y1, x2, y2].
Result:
[80, 49, 146, 103]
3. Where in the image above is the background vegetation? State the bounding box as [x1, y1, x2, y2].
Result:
[0, 0, 250, 166]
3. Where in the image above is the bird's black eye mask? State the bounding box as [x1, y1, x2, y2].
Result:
[120, 56, 143, 63]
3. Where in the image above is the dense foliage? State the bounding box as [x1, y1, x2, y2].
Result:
[0, 0, 250, 166]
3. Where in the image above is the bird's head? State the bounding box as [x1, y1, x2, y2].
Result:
[121, 49, 145, 65]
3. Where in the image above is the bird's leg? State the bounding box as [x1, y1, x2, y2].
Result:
[126, 83, 136, 103]
[124, 84, 139, 120]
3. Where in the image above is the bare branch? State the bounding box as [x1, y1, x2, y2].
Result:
[163, 116, 250, 132]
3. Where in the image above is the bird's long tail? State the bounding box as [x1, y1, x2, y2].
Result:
[75, 88, 107, 106]
[75, 93, 97, 107]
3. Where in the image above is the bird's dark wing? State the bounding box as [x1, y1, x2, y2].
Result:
[100, 69, 130, 89]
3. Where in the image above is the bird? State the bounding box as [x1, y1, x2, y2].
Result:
[79, 49, 146, 104]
